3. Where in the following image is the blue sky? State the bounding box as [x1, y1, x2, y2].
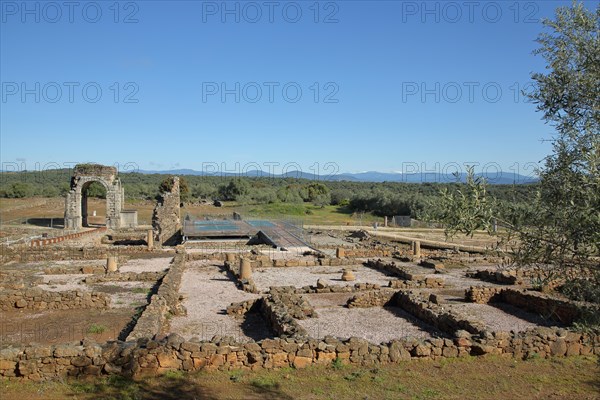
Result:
[1, 1, 594, 177]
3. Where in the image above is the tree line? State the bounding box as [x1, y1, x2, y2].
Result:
[0, 168, 536, 219]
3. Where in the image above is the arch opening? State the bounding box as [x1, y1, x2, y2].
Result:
[81, 180, 108, 227]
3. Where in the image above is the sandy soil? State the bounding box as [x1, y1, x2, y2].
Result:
[298, 293, 443, 343]
[252, 265, 393, 292]
[119, 257, 172, 273]
[169, 261, 270, 342]
[0, 308, 135, 346]
[38, 274, 90, 292]
[52, 259, 105, 267]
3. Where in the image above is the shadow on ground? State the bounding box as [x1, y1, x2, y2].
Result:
[65, 374, 295, 400]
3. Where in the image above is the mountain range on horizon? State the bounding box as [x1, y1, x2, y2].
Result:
[135, 168, 539, 185]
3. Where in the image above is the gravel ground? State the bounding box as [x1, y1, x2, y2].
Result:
[252, 265, 393, 292]
[38, 274, 89, 291]
[298, 293, 442, 343]
[92, 281, 153, 309]
[169, 261, 269, 342]
[445, 300, 557, 332]
[436, 266, 506, 291]
[119, 257, 172, 273]
[53, 259, 105, 267]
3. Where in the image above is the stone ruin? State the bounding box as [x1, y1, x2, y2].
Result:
[64, 164, 137, 230]
[152, 176, 182, 246]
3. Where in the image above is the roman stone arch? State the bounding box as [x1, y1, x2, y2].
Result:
[64, 164, 126, 230]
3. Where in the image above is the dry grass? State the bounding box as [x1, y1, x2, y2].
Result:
[1, 356, 597, 400]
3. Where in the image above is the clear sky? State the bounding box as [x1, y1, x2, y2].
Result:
[1, 1, 594, 177]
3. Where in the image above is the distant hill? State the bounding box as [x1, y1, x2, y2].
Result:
[136, 169, 538, 184]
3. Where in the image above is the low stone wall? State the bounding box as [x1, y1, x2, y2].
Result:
[226, 299, 260, 316]
[2, 327, 597, 380]
[0, 288, 110, 311]
[270, 283, 383, 295]
[259, 295, 309, 339]
[500, 289, 591, 325]
[389, 277, 444, 289]
[347, 291, 395, 308]
[268, 291, 316, 319]
[466, 269, 520, 285]
[464, 286, 598, 325]
[1, 245, 175, 264]
[467, 267, 595, 291]
[392, 291, 487, 336]
[465, 286, 504, 303]
[227, 291, 316, 339]
[29, 227, 107, 248]
[126, 253, 187, 341]
[84, 271, 167, 284]
[188, 251, 350, 268]
[338, 248, 393, 258]
[365, 259, 445, 288]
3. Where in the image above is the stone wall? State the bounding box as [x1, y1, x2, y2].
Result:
[467, 267, 595, 290]
[152, 177, 181, 246]
[464, 286, 598, 325]
[1, 245, 175, 264]
[365, 259, 445, 288]
[465, 286, 504, 304]
[84, 271, 166, 284]
[259, 295, 309, 339]
[2, 327, 597, 380]
[392, 290, 487, 336]
[30, 228, 107, 248]
[338, 248, 393, 258]
[126, 252, 187, 341]
[467, 269, 520, 285]
[0, 288, 110, 311]
[347, 290, 395, 308]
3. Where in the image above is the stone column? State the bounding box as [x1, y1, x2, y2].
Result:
[384, 216, 388, 227]
[147, 230, 154, 250]
[106, 256, 118, 273]
[413, 241, 421, 258]
[336, 247, 345, 258]
[239, 257, 252, 279]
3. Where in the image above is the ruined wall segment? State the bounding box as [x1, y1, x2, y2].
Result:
[152, 177, 182, 246]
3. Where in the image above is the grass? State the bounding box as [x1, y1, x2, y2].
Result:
[1, 356, 597, 400]
[131, 287, 152, 295]
[86, 324, 107, 334]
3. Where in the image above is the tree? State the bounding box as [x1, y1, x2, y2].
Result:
[218, 179, 250, 201]
[158, 176, 190, 202]
[433, 2, 599, 274]
[519, 1, 600, 269]
[85, 182, 107, 199]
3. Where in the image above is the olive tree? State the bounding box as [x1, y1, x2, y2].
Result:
[434, 2, 599, 284]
